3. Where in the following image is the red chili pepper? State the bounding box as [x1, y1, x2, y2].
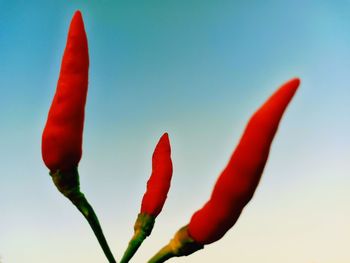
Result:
[141, 132, 173, 216]
[120, 133, 173, 263]
[41, 11, 116, 263]
[42, 10, 88, 172]
[147, 78, 300, 263]
[188, 77, 300, 244]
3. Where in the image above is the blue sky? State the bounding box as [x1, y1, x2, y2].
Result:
[0, 1, 349, 262]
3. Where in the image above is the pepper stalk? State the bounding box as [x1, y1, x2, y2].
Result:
[51, 167, 116, 263]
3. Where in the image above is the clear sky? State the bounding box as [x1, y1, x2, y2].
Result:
[0, 1, 349, 263]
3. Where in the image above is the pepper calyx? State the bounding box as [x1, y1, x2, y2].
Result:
[134, 213, 156, 237]
[170, 226, 204, 257]
[50, 167, 81, 198]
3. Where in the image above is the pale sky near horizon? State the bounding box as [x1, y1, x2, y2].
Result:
[0, 1, 349, 263]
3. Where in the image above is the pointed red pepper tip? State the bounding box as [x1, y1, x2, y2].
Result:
[68, 10, 86, 38]
[276, 77, 300, 102]
[74, 10, 83, 18]
[160, 132, 169, 143]
[154, 132, 171, 154]
[288, 77, 300, 85]
[257, 77, 300, 118]
[285, 77, 300, 92]
[72, 10, 84, 25]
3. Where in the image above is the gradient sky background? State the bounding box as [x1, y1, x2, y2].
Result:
[0, 1, 350, 263]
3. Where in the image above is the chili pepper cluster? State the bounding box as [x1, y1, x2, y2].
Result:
[41, 11, 300, 263]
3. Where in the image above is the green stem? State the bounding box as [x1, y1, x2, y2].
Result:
[70, 191, 116, 263]
[51, 168, 116, 263]
[119, 230, 146, 263]
[147, 245, 175, 263]
[147, 226, 204, 263]
[120, 213, 155, 263]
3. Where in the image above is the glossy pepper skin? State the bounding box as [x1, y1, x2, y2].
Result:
[120, 133, 173, 263]
[42, 11, 88, 173]
[147, 78, 300, 263]
[41, 11, 116, 263]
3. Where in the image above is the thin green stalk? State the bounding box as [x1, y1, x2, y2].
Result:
[51, 168, 116, 263]
[119, 230, 147, 263]
[120, 213, 155, 263]
[147, 226, 203, 263]
[69, 191, 116, 263]
[147, 245, 175, 263]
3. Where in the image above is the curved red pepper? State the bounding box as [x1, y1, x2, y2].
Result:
[120, 133, 173, 263]
[42, 10, 88, 172]
[147, 78, 300, 263]
[188, 78, 300, 244]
